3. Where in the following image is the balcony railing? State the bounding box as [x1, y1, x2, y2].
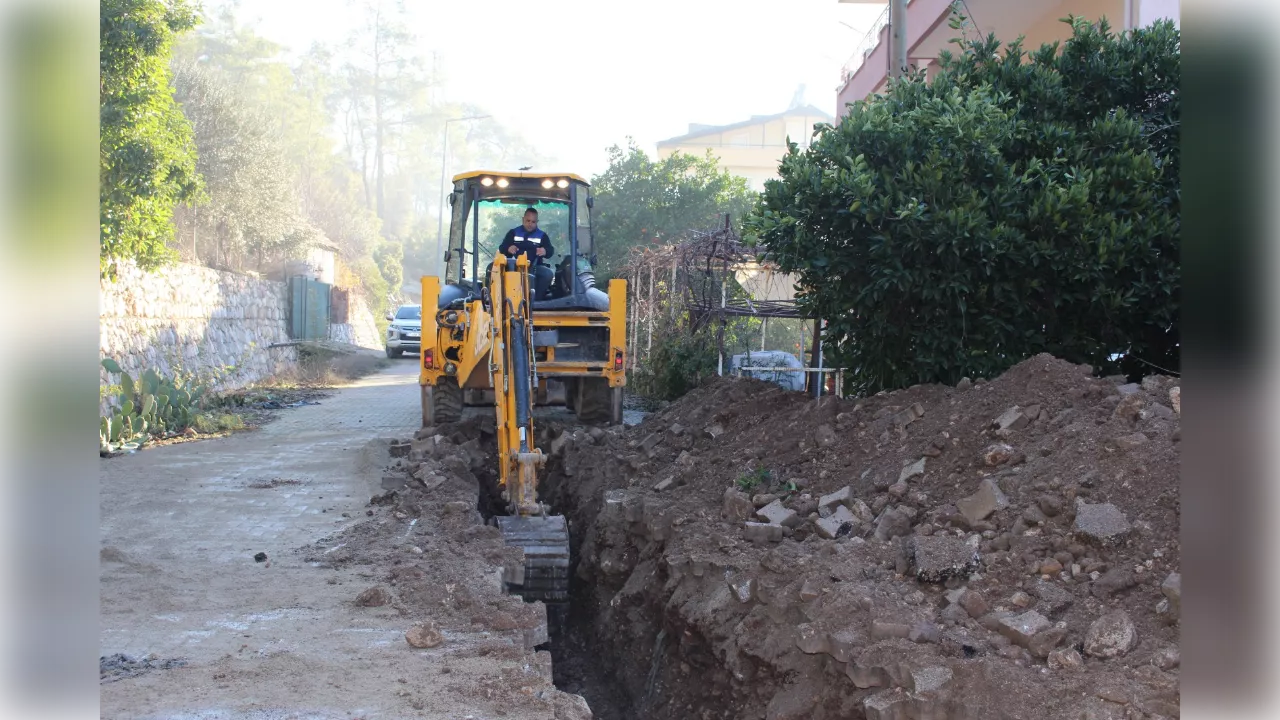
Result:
[838, 3, 891, 89]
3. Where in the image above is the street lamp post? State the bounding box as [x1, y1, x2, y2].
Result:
[435, 115, 491, 278]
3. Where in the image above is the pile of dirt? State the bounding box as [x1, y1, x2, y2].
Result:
[543, 353, 1181, 720]
[298, 420, 593, 720]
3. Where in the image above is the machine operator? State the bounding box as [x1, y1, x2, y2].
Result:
[502, 207, 555, 300]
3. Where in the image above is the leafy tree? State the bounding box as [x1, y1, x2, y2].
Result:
[590, 140, 758, 278]
[372, 239, 404, 294]
[99, 0, 202, 277]
[747, 17, 1179, 395]
[171, 62, 315, 270]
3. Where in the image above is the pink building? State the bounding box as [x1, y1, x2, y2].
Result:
[836, 0, 1181, 117]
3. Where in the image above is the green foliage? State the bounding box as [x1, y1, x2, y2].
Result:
[736, 466, 771, 492]
[591, 140, 758, 278]
[99, 0, 202, 278]
[373, 240, 404, 295]
[353, 256, 393, 334]
[171, 61, 320, 270]
[747, 17, 1180, 394]
[100, 357, 211, 452]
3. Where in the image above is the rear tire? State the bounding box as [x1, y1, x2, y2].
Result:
[574, 378, 619, 425]
[424, 377, 463, 425]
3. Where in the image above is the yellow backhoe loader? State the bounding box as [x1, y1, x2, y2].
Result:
[417, 170, 627, 606]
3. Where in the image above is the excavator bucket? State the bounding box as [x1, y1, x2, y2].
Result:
[495, 514, 570, 604]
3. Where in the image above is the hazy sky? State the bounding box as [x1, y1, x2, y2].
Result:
[219, 0, 887, 177]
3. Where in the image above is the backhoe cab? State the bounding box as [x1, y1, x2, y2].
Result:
[419, 171, 627, 429]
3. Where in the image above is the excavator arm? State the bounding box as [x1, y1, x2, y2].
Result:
[487, 255, 570, 606]
[488, 254, 546, 516]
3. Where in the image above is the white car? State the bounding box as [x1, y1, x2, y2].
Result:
[385, 304, 422, 358]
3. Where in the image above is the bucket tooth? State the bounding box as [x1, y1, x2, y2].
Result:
[495, 515, 570, 605]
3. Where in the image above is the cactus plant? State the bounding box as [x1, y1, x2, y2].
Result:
[101, 356, 214, 450]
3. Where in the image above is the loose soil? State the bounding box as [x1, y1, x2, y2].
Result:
[536, 353, 1180, 719]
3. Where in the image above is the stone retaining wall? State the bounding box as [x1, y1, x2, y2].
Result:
[330, 292, 383, 350]
[100, 262, 298, 410]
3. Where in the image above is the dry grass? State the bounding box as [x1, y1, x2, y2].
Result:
[263, 343, 390, 389]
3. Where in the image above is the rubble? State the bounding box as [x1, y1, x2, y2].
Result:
[355, 586, 391, 607]
[542, 353, 1180, 719]
[898, 457, 926, 483]
[997, 610, 1052, 649]
[956, 478, 1008, 524]
[405, 621, 444, 649]
[814, 505, 856, 539]
[756, 499, 800, 528]
[1074, 500, 1132, 546]
[1085, 610, 1138, 658]
[911, 535, 980, 583]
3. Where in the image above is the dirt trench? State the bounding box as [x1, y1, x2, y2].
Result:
[532, 353, 1181, 720]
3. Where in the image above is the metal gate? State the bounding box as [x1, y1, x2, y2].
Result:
[288, 276, 331, 340]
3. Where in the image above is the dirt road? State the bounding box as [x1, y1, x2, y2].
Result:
[99, 360, 583, 720]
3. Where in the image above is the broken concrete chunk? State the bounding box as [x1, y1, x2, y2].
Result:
[819, 486, 852, 510]
[639, 432, 663, 455]
[898, 457, 926, 483]
[893, 403, 925, 428]
[870, 621, 912, 641]
[1028, 627, 1068, 658]
[1085, 610, 1138, 658]
[1074, 500, 1132, 546]
[1117, 383, 1142, 396]
[722, 487, 755, 521]
[728, 576, 756, 603]
[652, 477, 674, 492]
[756, 499, 800, 528]
[825, 628, 863, 663]
[1169, 386, 1180, 416]
[912, 535, 981, 583]
[815, 505, 857, 539]
[676, 450, 696, 467]
[703, 424, 725, 440]
[850, 499, 875, 524]
[874, 508, 913, 541]
[956, 478, 1009, 525]
[798, 579, 820, 602]
[1028, 580, 1075, 618]
[993, 406, 1031, 432]
[795, 623, 829, 654]
[996, 610, 1052, 649]
[957, 377, 973, 390]
[744, 522, 784, 544]
[907, 665, 953, 694]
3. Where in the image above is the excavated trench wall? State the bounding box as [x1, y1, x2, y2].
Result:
[537, 355, 1182, 720]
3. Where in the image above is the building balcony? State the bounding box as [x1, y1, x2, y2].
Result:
[835, 0, 1178, 118]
